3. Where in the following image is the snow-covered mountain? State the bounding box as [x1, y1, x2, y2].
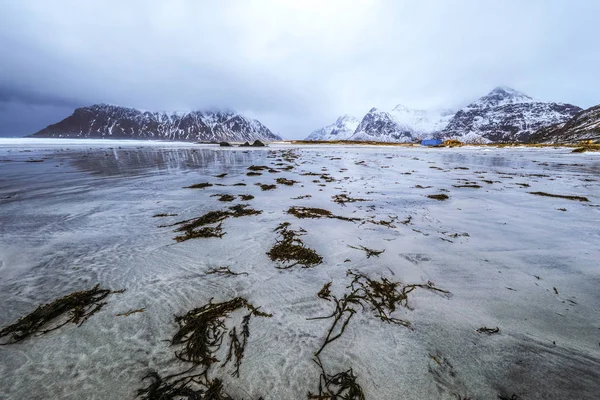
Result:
[306, 105, 453, 142]
[528, 104, 600, 143]
[348, 106, 454, 142]
[305, 115, 359, 141]
[439, 87, 582, 143]
[349, 107, 413, 142]
[29, 104, 281, 142]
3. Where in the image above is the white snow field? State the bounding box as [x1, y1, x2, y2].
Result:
[0, 139, 599, 400]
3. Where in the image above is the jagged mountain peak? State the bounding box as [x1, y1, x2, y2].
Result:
[441, 87, 582, 143]
[468, 86, 534, 109]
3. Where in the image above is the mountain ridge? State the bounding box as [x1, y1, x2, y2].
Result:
[29, 104, 281, 142]
[528, 104, 600, 143]
[307, 87, 583, 143]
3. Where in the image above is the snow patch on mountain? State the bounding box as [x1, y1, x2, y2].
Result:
[305, 115, 360, 141]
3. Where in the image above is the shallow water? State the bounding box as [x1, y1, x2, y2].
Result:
[1, 139, 599, 399]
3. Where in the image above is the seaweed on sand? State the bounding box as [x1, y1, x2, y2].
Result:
[238, 194, 254, 201]
[246, 172, 262, 177]
[228, 204, 262, 218]
[172, 297, 270, 366]
[528, 191, 589, 202]
[138, 372, 258, 400]
[170, 206, 261, 242]
[0, 285, 125, 344]
[347, 245, 385, 258]
[116, 308, 146, 317]
[212, 194, 236, 202]
[452, 184, 481, 189]
[267, 223, 323, 269]
[173, 211, 230, 232]
[153, 213, 178, 218]
[205, 266, 248, 276]
[476, 326, 500, 334]
[309, 271, 449, 356]
[287, 206, 360, 222]
[174, 223, 226, 242]
[332, 194, 369, 206]
[259, 184, 277, 191]
[275, 177, 298, 186]
[428, 194, 449, 201]
[366, 216, 398, 228]
[184, 183, 213, 189]
[308, 357, 365, 400]
[137, 297, 270, 400]
[247, 165, 270, 171]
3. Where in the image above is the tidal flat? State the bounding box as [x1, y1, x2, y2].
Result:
[0, 139, 599, 399]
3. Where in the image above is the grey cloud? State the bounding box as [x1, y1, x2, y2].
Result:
[1, 0, 599, 138]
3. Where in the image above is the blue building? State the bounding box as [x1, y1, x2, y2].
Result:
[421, 139, 443, 146]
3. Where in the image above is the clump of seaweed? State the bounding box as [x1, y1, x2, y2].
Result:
[291, 194, 312, 200]
[259, 184, 277, 191]
[476, 326, 500, 334]
[153, 213, 178, 218]
[528, 191, 589, 202]
[310, 271, 449, 355]
[184, 183, 213, 189]
[246, 172, 262, 176]
[332, 194, 369, 206]
[228, 204, 262, 218]
[137, 297, 270, 400]
[212, 194, 236, 202]
[428, 194, 449, 201]
[308, 357, 365, 400]
[174, 223, 226, 242]
[170, 206, 261, 242]
[0, 285, 125, 344]
[247, 165, 270, 171]
[172, 297, 270, 366]
[214, 173, 228, 178]
[276, 177, 298, 186]
[239, 194, 254, 201]
[287, 206, 359, 222]
[267, 223, 323, 269]
[347, 245, 385, 258]
[174, 211, 231, 230]
[320, 174, 336, 183]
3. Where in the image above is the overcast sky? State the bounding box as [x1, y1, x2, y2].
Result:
[1, 0, 599, 138]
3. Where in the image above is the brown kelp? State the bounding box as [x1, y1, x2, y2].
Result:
[347, 245, 385, 258]
[310, 271, 449, 356]
[308, 357, 365, 400]
[170, 206, 261, 242]
[0, 285, 125, 344]
[138, 297, 271, 399]
[287, 206, 359, 222]
[267, 223, 323, 269]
